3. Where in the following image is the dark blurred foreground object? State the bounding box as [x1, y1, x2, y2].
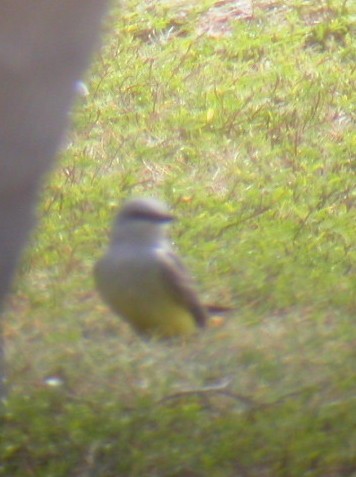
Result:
[0, 0, 109, 400]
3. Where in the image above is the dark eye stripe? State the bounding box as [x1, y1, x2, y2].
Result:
[128, 210, 173, 222]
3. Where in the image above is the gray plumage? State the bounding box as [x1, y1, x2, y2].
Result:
[94, 198, 209, 337]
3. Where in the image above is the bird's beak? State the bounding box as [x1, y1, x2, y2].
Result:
[159, 212, 175, 223]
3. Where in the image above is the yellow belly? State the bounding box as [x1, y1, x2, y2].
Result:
[95, 254, 199, 338]
[127, 303, 198, 338]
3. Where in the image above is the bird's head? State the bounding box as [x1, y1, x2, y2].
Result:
[111, 197, 175, 245]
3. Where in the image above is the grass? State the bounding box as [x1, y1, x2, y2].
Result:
[2, 0, 355, 476]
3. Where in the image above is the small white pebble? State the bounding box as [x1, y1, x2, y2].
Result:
[44, 376, 64, 387]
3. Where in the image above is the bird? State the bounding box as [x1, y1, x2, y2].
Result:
[94, 197, 229, 339]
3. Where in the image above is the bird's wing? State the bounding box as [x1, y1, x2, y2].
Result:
[156, 248, 208, 328]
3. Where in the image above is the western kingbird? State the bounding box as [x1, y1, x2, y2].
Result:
[94, 198, 218, 338]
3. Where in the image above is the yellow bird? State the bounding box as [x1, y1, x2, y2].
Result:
[94, 198, 228, 338]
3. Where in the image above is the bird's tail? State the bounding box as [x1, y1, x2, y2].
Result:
[206, 304, 235, 315]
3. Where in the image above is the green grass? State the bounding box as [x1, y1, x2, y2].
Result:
[2, 0, 355, 476]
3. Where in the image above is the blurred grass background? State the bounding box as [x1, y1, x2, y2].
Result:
[2, 1, 355, 476]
